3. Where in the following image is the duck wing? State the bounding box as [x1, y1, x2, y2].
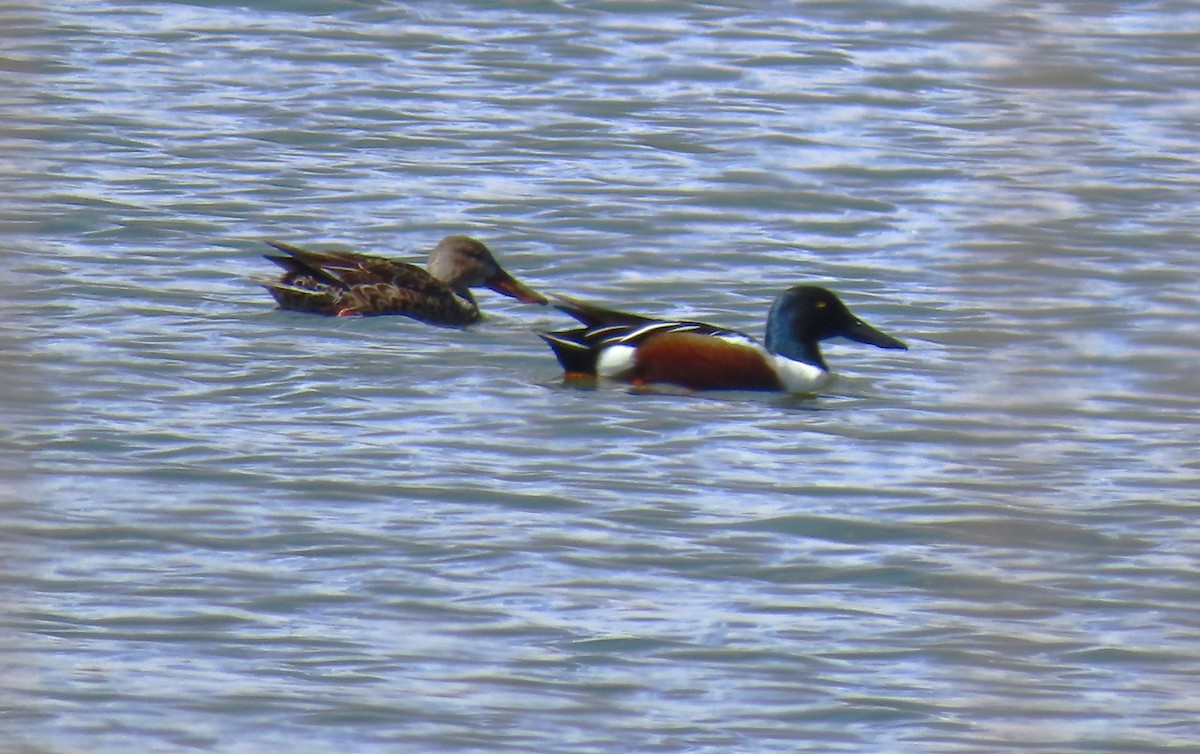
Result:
[550, 293, 753, 347]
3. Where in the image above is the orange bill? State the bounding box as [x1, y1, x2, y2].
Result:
[487, 269, 548, 304]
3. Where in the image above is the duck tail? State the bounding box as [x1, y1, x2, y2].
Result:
[252, 276, 338, 313]
[538, 329, 599, 376]
[262, 241, 355, 287]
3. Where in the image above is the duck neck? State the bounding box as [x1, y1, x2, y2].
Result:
[455, 287, 479, 314]
[765, 318, 828, 371]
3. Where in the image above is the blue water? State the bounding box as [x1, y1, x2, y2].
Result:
[4, 1, 1200, 752]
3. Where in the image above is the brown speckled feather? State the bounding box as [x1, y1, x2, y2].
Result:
[260, 241, 480, 325]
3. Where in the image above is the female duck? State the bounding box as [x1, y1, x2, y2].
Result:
[258, 235, 546, 326]
[539, 285, 907, 392]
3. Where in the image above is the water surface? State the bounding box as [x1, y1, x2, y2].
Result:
[4, 1, 1200, 752]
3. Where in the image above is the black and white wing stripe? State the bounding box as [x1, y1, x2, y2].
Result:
[539, 294, 760, 376]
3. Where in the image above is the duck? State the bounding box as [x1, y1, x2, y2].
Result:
[538, 285, 907, 392]
[257, 235, 547, 325]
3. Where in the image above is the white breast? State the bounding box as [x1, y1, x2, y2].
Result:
[718, 335, 830, 393]
[769, 354, 831, 393]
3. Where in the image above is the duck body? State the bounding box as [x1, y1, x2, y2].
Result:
[258, 235, 545, 326]
[540, 286, 907, 393]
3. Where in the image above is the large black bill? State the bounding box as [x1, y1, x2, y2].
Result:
[842, 318, 907, 350]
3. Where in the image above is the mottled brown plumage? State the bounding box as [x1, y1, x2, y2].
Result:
[256, 235, 546, 326]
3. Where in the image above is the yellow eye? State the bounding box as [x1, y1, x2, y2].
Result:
[816, 300, 827, 309]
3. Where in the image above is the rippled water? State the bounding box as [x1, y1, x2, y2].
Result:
[5, 1, 1200, 752]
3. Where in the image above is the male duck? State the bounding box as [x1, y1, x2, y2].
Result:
[539, 285, 907, 392]
[258, 235, 546, 325]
